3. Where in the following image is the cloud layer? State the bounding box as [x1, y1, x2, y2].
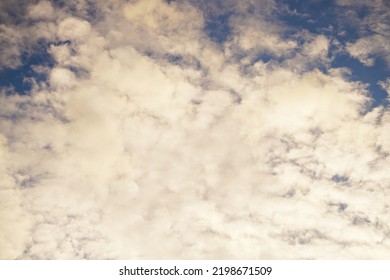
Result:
[0, 0, 389, 259]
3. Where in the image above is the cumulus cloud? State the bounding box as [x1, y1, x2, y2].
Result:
[0, 0, 389, 259]
[28, 1, 55, 20]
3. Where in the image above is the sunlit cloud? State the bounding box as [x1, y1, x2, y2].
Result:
[0, 0, 389, 259]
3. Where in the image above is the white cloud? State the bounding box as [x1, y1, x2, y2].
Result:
[225, 2, 297, 61]
[347, 35, 390, 66]
[1, 0, 390, 259]
[379, 78, 390, 97]
[58, 17, 92, 42]
[0, 24, 23, 69]
[50, 67, 77, 89]
[228, 16, 297, 56]
[28, 1, 55, 21]
[0, 134, 31, 259]
[116, 0, 205, 57]
[283, 34, 331, 71]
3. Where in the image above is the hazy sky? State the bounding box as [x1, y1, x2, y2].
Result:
[0, 0, 389, 259]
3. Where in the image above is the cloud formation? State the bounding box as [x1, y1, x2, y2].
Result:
[337, 0, 390, 67]
[0, 0, 389, 259]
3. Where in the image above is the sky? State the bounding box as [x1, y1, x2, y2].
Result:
[0, 0, 389, 259]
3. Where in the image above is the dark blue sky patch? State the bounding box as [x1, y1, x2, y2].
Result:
[0, 46, 55, 95]
[0, 66, 32, 95]
[331, 174, 349, 183]
[278, 0, 363, 41]
[278, 0, 338, 34]
[165, 53, 202, 70]
[167, 54, 183, 64]
[53, 0, 101, 22]
[204, 12, 232, 44]
[355, 5, 371, 20]
[253, 53, 274, 64]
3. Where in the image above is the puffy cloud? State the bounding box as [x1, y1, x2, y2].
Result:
[283, 34, 331, 71]
[57, 17, 92, 42]
[28, 1, 55, 21]
[50, 67, 77, 89]
[0, 0, 389, 259]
